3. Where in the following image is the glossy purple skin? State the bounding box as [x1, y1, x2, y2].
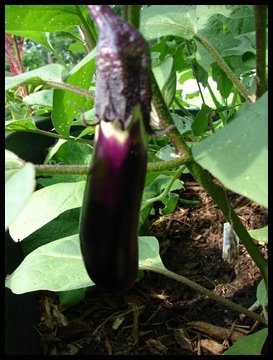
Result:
[80, 121, 147, 292]
[80, 5, 151, 292]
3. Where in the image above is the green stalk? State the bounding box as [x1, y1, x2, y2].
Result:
[75, 5, 97, 50]
[122, 5, 141, 28]
[6, 158, 187, 176]
[5, 127, 92, 145]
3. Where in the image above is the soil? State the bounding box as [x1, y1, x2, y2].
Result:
[36, 175, 268, 355]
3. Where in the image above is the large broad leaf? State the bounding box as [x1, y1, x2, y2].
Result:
[5, 64, 66, 91]
[21, 208, 81, 256]
[5, 235, 164, 294]
[9, 181, 86, 242]
[52, 49, 96, 136]
[5, 5, 82, 33]
[5, 151, 36, 230]
[192, 93, 268, 208]
[140, 5, 232, 41]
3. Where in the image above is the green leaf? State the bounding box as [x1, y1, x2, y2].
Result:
[256, 280, 267, 307]
[5, 119, 38, 132]
[21, 208, 80, 256]
[172, 113, 193, 137]
[155, 144, 177, 161]
[211, 63, 233, 99]
[191, 104, 211, 136]
[5, 155, 36, 231]
[140, 5, 232, 41]
[248, 226, 268, 245]
[9, 181, 86, 241]
[162, 68, 176, 107]
[39, 141, 92, 186]
[23, 90, 53, 107]
[5, 64, 66, 91]
[5, 235, 163, 294]
[59, 288, 86, 310]
[141, 5, 196, 41]
[5, 150, 24, 177]
[5, 234, 93, 294]
[6, 30, 53, 52]
[51, 140, 92, 166]
[223, 328, 268, 355]
[160, 192, 179, 215]
[152, 56, 173, 91]
[195, 6, 255, 72]
[52, 49, 96, 136]
[192, 93, 268, 208]
[5, 5, 82, 33]
[139, 236, 166, 270]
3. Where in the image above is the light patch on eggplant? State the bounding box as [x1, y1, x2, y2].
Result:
[99, 121, 129, 145]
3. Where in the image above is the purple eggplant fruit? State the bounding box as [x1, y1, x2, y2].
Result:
[79, 5, 151, 292]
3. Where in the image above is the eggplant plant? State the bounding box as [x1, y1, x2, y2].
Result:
[5, 5, 268, 354]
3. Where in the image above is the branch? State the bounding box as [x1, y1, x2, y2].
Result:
[142, 266, 267, 326]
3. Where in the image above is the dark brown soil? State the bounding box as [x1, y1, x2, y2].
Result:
[36, 176, 268, 355]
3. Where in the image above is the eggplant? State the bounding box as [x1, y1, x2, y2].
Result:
[79, 5, 151, 292]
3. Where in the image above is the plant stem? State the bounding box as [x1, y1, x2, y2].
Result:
[194, 33, 255, 103]
[122, 5, 141, 29]
[13, 35, 28, 97]
[47, 81, 94, 99]
[5, 127, 92, 145]
[45, 33, 69, 71]
[6, 158, 187, 176]
[141, 266, 267, 326]
[152, 73, 191, 157]
[254, 5, 267, 99]
[75, 5, 97, 50]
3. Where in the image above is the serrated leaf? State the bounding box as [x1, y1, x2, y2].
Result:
[5, 235, 163, 294]
[5, 160, 36, 231]
[52, 49, 96, 136]
[5, 64, 66, 91]
[223, 328, 268, 355]
[9, 181, 86, 241]
[192, 93, 268, 208]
